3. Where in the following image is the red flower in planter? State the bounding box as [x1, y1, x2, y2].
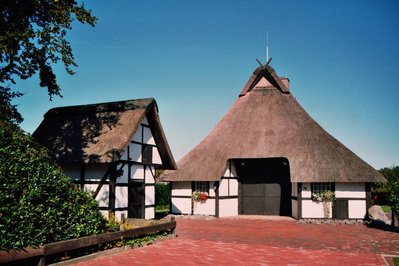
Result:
[199, 193, 208, 201]
[192, 191, 208, 203]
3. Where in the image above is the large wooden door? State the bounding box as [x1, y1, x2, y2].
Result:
[128, 180, 144, 218]
[239, 158, 291, 216]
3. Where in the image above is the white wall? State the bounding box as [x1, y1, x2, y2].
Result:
[219, 179, 229, 196]
[348, 200, 366, 219]
[85, 164, 109, 180]
[171, 197, 191, 214]
[130, 165, 144, 180]
[171, 181, 192, 196]
[300, 182, 326, 218]
[219, 161, 239, 197]
[145, 207, 155, 219]
[171, 182, 192, 215]
[153, 146, 162, 164]
[170, 160, 241, 217]
[85, 184, 108, 208]
[116, 186, 128, 208]
[171, 181, 220, 216]
[302, 200, 332, 218]
[193, 199, 215, 215]
[219, 199, 238, 217]
[300, 182, 367, 219]
[115, 211, 128, 221]
[335, 183, 365, 198]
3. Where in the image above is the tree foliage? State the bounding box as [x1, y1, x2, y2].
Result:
[378, 166, 399, 216]
[0, 121, 106, 250]
[0, 0, 96, 122]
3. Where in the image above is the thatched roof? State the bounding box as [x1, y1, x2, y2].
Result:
[160, 64, 385, 183]
[34, 98, 177, 169]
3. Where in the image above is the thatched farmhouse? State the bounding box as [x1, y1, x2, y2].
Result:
[160, 63, 385, 219]
[34, 98, 176, 220]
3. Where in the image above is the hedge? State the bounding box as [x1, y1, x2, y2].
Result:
[0, 122, 106, 250]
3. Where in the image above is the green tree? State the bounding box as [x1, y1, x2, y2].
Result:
[378, 166, 399, 220]
[0, 1, 105, 251]
[0, 121, 106, 250]
[1, 0, 96, 123]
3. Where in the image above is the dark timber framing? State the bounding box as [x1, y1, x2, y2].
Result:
[109, 163, 117, 215]
[298, 183, 302, 219]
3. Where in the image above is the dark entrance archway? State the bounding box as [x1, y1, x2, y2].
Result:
[236, 158, 292, 216]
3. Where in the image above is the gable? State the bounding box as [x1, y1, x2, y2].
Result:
[120, 115, 162, 165]
[33, 98, 177, 169]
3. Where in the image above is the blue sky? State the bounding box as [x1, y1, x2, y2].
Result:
[16, 0, 399, 169]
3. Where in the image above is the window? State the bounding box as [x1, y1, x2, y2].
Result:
[142, 144, 153, 164]
[194, 181, 209, 193]
[312, 182, 334, 195]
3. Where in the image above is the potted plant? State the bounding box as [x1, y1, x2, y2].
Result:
[313, 190, 335, 218]
[192, 191, 208, 203]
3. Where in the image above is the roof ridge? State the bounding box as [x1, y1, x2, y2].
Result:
[239, 64, 289, 96]
[44, 98, 155, 118]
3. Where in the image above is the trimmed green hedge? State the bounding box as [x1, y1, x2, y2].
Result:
[0, 122, 106, 250]
[155, 183, 170, 207]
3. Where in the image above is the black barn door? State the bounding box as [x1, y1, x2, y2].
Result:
[239, 158, 291, 216]
[128, 180, 144, 218]
[333, 199, 348, 219]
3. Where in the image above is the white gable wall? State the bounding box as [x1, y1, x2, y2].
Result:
[170, 160, 239, 217]
[61, 115, 164, 221]
[218, 161, 239, 217]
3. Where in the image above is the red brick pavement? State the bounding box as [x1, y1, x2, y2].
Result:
[74, 217, 399, 265]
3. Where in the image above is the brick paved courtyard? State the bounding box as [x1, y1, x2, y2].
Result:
[74, 217, 399, 265]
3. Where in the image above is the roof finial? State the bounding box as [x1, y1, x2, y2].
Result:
[256, 57, 272, 69]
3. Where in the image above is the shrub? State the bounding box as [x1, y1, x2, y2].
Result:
[0, 122, 106, 250]
[155, 182, 170, 207]
[378, 166, 399, 217]
[387, 179, 399, 217]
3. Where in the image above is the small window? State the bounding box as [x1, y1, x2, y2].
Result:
[194, 181, 209, 193]
[142, 144, 153, 164]
[312, 182, 334, 195]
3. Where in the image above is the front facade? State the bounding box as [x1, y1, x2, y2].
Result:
[170, 160, 371, 219]
[162, 63, 385, 220]
[34, 98, 176, 220]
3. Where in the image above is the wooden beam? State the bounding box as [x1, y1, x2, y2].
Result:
[44, 220, 176, 256]
[215, 181, 219, 218]
[93, 162, 127, 199]
[93, 166, 111, 199]
[0, 220, 176, 264]
[0, 247, 44, 264]
[109, 163, 117, 215]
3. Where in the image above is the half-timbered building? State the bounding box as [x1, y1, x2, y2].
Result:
[160, 63, 385, 220]
[34, 98, 176, 220]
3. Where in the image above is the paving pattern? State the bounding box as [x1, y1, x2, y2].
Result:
[74, 217, 399, 265]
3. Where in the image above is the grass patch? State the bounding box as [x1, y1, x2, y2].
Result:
[381, 205, 392, 212]
[156, 205, 169, 212]
[155, 205, 170, 219]
[393, 257, 399, 266]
